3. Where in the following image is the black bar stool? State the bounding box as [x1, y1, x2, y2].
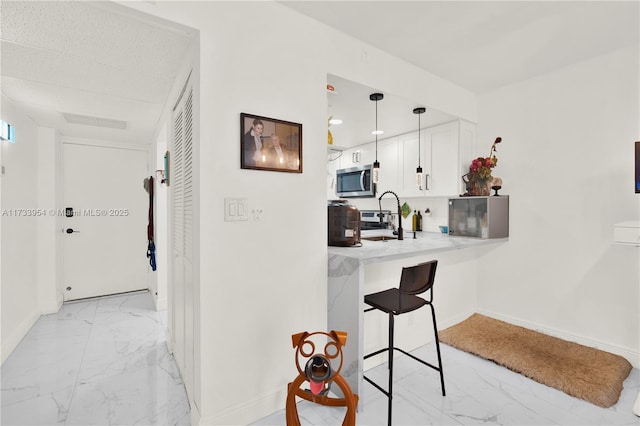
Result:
[363, 260, 445, 426]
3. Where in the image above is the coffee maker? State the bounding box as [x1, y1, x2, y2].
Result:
[328, 200, 360, 247]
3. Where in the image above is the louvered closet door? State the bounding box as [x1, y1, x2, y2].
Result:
[172, 77, 194, 398]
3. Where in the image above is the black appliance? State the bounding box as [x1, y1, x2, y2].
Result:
[328, 200, 360, 247]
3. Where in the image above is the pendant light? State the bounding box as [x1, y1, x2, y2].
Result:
[369, 93, 383, 184]
[413, 107, 426, 189]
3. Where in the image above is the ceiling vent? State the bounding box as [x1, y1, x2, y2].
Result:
[62, 113, 127, 130]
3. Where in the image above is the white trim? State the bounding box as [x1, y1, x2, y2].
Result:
[199, 387, 287, 426]
[440, 309, 477, 331]
[39, 299, 63, 316]
[155, 296, 167, 311]
[477, 309, 640, 369]
[1, 311, 39, 364]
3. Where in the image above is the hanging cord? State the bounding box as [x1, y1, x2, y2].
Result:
[418, 111, 421, 168]
[375, 97, 378, 162]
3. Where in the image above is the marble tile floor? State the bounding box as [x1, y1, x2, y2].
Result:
[3, 291, 638, 426]
[253, 343, 640, 425]
[1, 291, 190, 426]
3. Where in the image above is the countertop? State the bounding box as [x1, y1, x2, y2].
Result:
[328, 229, 508, 264]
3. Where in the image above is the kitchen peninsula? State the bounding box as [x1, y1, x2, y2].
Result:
[328, 231, 508, 400]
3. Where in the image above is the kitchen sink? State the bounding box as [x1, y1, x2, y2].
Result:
[361, 235, 397, 242]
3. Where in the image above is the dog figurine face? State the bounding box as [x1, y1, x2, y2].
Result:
[286, 330, 357, 426]
[291, 330, 346, 396]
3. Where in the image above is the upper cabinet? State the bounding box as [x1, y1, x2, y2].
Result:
[330, 120, 475, 200]
[336, 138, 399, 197]
[339, 143, 375, 169]
[373, 137, 399, 196]
[426, 120, 460, 196]
[399, 130, 424, 198]
[398, 120, 475, 198]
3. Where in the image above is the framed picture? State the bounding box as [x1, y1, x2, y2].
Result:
[241, 113, 302, 173]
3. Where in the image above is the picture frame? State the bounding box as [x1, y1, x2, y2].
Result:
[241, 113, 302, 173]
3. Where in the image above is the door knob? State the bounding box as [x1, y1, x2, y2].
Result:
[65, 228, 79, 234]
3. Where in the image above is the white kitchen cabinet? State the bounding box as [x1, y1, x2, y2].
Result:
[338, 146, 358, 169]
[398, 130, 426, 198]
[339, 142, 376, 169]
[373, 137, 399, 196]
[427, 121, 460, 196]
[331, 120, 475, 200]
[336, 138, 398, 196]
[398, 120, 471, 198]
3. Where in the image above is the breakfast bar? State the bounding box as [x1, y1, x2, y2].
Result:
[328, 231, 508, 400]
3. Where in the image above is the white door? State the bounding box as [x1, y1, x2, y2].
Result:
[63, 143, 148, 301]
[171, 80, 195, 402]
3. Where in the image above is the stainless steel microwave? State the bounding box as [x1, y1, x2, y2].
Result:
[336, 164, 375, 198]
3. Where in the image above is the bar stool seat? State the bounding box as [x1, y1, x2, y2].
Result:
[363, 260, 445, 426]
[364, 288, 427, 314]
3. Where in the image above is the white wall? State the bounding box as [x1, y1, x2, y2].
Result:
[1, 97, 41, 363]
[119, 2, 477, 424]
[36, 127, 63, 314]
[148, 122, 168, 311]
[475, 45, 640, 364]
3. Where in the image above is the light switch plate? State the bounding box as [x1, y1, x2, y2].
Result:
[224, 198, 248, 221]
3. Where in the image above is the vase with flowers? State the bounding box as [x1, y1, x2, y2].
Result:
[463, 137, 502, 196]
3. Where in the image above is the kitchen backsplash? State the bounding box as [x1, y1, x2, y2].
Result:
[344, 196, 451, 233]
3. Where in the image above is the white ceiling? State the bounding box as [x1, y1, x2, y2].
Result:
[327, 74, 457, 148]
[287, 1, 640, 148]
[1, 2, 637, 148]
[284, 1, 640, 94]
[0, 1, 195, 145]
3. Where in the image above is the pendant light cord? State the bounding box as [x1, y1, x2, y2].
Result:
[375, 98, 378, 162]
[418, 112, 421, 167]
[370, 93, 383, 163]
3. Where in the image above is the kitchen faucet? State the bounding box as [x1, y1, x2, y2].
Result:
[378, 190, 403, 240]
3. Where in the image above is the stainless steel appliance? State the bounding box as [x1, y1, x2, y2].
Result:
[360, 209, 393, 230]
[328, 200, 361, 247]
[448, 196, 509, 238]
[335, 164, 375, 198]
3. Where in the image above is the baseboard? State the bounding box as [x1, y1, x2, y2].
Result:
[477, 309, 640, 369]
[155, 296, 167, 311]
[197, 387, 287, 425]
[440, 309, 476, 331]
[39, 298, 63, 315]
[1, 310, 40, 364]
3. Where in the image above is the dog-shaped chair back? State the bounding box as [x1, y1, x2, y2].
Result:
[286, 330, 358, 426]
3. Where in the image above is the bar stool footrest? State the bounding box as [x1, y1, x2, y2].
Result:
[363, 375, 391, 398]
[395, 347, 442, 373]
[364, 347, 390, 360]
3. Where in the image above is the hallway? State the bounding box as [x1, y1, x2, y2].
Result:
[1, 291, 190, 425]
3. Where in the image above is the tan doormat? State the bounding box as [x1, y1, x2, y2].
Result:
[439, 313, 632, 408]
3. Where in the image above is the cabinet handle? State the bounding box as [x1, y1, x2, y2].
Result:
[425, 174, 430, 190]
